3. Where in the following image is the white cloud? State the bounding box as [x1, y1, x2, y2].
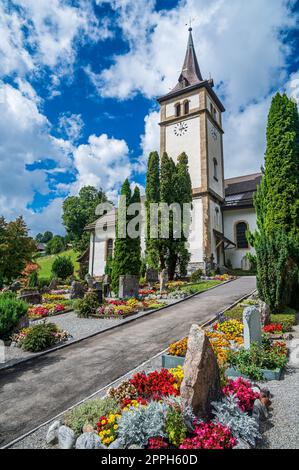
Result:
[58, 112, 84, 142]
[136, 110, 160, 172]
[0, 80, 71, 223]
[0, 0, 112, 81]
[72, 133, 132, 202]
[287, 72, 299, 105]
[24, 197, 65, 235]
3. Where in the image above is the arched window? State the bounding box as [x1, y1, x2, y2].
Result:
[184, 100, 189, 115]
[213, 158, 218, 181]
[106, 238, 113, 259]
[236, 222, 249, 249]
[175, 103, 181, 117]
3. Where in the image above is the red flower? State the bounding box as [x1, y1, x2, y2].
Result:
[180, 422, 237, 449]
[223, 377, 259, 412]
[263, 323, 283, 334]
[130, 369, 179, 400]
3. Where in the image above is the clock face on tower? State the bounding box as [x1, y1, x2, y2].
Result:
[174, 121, 188, 137]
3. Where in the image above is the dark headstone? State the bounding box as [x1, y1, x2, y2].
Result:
[119, 275, 138, 299]
[70, 280, 85, 299]
[19, 292, 42, 305]
[146, 268, 159, 288]
[10, 280, 22, 292]
[49, 278, 58, 290]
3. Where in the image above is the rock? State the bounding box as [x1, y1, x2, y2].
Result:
[119, 274, 139, 299]
[109, 438, 125, 449]
[283, 333, 293, 341]
[58, 425, 76, 449]
[180, 324, 222, 418]
[258, 300, 271, 326]
[16, 315, 29, 329]
[70, 280, 85, 299]
[233, 438, 251, 449]
[243, 306, 262, 350]
[252, 399, 269, 424]
[46, 420, 61, 445]
[128, 444, 143, 449]
[75, 432, 106, 449]
[82, 423, 95, 433]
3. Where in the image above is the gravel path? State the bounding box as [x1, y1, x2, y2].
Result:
[258, 318, 299, 449]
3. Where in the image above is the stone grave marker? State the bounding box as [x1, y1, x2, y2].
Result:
[119, 275, 139, 299]
[146, 268, 159, 288]
[159, 269, 168, 293]
[181, 324, 222, 418]
[243, 306, 262, 349]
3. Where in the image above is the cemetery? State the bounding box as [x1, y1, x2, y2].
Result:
[35, 292, 293, 450]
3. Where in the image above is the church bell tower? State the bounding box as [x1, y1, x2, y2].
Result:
[157, 28, 226, 268]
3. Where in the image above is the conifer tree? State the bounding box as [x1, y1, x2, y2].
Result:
[145, 152, 160, 269]
[254, 93, 299, 311]
[129, 185, 142, 278]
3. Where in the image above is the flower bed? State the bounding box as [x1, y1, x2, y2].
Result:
[59, 368, 262, 449]
[11, 322, 70, 352]
[28, 303, 67, 320]
[92, 298, 167, 319]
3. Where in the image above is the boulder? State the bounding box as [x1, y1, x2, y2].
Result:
[82, 423, 95, 433]
[75, 432, 106, 449]
[46, 420, 61, 445]
[233, 438, 251, 449]
[128, 444, 143, 449]
[58, 425, 76, 449]
[252, 399, 269, 424]
[180, 324, 222, 418]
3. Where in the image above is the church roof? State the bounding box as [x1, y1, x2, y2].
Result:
[223, 173, 262, 209]
[171, 28, 203, 93]
[157, 28, 225, 112]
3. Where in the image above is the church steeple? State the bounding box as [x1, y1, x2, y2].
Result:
[171, 27, 203, 94]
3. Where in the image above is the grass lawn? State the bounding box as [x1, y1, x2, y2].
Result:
[180, 280, 222, 295]
[36, 249, 80, 280]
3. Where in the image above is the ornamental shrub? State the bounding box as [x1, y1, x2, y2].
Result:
[117, 401, 168, 448]
[22, 322, 58, 352]
[165, 406, 187, 446]
[179, 422, 237, 449]
[64, 397, 119, 437]
[228, 343, 288, 380]
[270, 312, 296, 332]
[212, 395, 261, 446]
[51, 255, 74, 280]
[74, 290, 99, 318]
[0, 294, 28, 339]
[190, 268, 203, 283]
[28, 270, 38, 288]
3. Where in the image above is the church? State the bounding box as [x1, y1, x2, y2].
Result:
[86, 28, 261, 277]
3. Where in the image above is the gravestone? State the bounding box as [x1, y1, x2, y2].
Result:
[146, 268, 159, 288]
[258, 300, 271, 326]
[93, 282, 103, 304]
[70, 280, 85, 299]
[159, 269, 168, 293]
[180, 324, 222, 418]
[10, 280, 22, 292]
[85, 273, 95, 289]
[103, 274, 111, 298]
[119, 275, 139, 299]
[243, 306, 262, 349]
[203, 254, 215, 276]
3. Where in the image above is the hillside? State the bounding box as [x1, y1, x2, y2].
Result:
[37, 249, 80, 279]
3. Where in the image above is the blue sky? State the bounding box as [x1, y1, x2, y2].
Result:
[0, 0, 298, 235]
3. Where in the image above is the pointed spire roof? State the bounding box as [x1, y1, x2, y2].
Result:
[171, 28, 203, 94]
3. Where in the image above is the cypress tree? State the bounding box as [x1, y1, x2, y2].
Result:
[145, 152, 160, 269]
[129, 186, 142, 277]
[254, 93, 299, 311]
[111, 179, 132, 293]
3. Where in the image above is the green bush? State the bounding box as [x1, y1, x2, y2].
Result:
[38, 277, 50, 289]
[22, 323, 58, 352]
[64, 397, 119, 437]
[74, 291, 99, 318]
[52, 256, 74, 280]
[270, 312, 296, 332]
[0, 294, 28, 339]
[224, 305, 244, 321]
[190, 269, 203, 283]
[228, 343, 288, 380]
[28, 271, 38, 288]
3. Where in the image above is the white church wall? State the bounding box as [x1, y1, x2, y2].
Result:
[165, 116, 201, 188]
[206, 94, 221, 125]
[223, 208, 256, 269]
[188, 197, 204, 264]
[209, 198, 224, 265]
[88, 223, 116, 277]
[207, 118, 224, 198]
